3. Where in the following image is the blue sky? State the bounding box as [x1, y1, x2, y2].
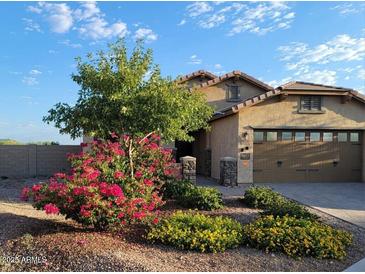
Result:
[0, 1, 364, 144]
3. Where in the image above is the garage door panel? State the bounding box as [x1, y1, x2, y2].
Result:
[253, 130, 362, 183]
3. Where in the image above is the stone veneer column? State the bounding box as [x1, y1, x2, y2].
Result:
[219, 157, 237, 186]
[82, 136, 93, 153]
[180, 156, 196, 183]
[237, 126, 254, 183]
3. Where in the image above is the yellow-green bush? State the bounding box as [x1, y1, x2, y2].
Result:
[243, 215, 352, 260]
[147, 211, 243, 252]
[243, 187, 317, 220]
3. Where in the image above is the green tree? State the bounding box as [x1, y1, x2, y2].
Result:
[43, 40, 213, 143]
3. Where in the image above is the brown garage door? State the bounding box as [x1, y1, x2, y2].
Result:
[253, 130, 363, 183]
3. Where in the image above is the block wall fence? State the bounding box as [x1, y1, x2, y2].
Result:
[0, 145, 82, 178]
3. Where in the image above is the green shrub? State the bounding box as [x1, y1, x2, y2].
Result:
[263, 198, 317, 220]
[162, 179, 194, 200]
[177, 186, 224, 210]
[243, 215, 352, 260]
[243, 187, 316, 220]
[163, 179, 224, 211]
[243, 186, 284, 208]
[147, 211, 243, 253]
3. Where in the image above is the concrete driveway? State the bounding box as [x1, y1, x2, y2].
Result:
[260, 182, 365, 228]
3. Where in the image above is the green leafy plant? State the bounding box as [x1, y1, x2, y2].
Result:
[147, 211, 243, 253]
[243, 187, 316, 220]
[263, 198, 317, 220]
[162, 179, 223, 210]
[43, 40, 213, 143]
[243, 215, 352, 260]
[162, 179, 193, 200]
[177, 186, 224, 211]
[243, 186, 284, 208]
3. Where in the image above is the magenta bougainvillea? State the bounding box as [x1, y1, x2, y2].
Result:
[21, 133, 175, 230]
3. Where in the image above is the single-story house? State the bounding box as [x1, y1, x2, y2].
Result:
[176, 70, 365, 183]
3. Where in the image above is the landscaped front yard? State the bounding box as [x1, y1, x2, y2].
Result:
[1, 178, 365, 272]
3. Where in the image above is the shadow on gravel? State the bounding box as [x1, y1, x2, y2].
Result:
[0, 212, 87, 244]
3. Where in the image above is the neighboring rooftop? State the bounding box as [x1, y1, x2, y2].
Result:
[178, 70, 217, 83]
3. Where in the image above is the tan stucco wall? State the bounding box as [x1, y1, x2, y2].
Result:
[184, 76, 212, 89]
[236, 95, 365, 183]
[200, 79, 265, 111]
[0, 145, 81, 178]
[209, 114, 239, 180]
[363, 131, 365, 182]
[239, 96, 365, 129]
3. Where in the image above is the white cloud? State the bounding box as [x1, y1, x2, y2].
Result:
[59, 39, 82, 48]
[48, 49, 57, 54]
[276, 34, 365, 86]
[22, 76, 38, 86]
[73, 2, 100, 21]
[331, 3, 365, 16]
[134, 28, 158, 42]
[27, 5, 42, 14]
[181, 2, 294, 36]
[40, 2, 74, 33]
[22, 18, 42, 32]
[26, 2, 128, 41]
[297, 70, 337, 86]
[78, 18, 127, 40]
[229, 2, 295, 36]
[8, 71, 22, 75]
[29, 69, 42, 75]
[358, 68, 365, 80]
[188, 54, 202, 65]
[186, 2, 213, 17]
[214, 64, 223, 69]
[199, 14, 225, 29]
[20, 96, 39, 105]
[178, 19, 186, 26]
[278, 34, 365, 73]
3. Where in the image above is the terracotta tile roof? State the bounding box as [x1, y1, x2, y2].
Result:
[190, 70, 274, 92]
[279, 81, 353, 92]
[211, 83, 365, 121]
[210, 89, 281, 121]
[178, 70, 217, 83]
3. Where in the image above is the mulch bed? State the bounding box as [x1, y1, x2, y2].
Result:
[1, 196, 365, 271]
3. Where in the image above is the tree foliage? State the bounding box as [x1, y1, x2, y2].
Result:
[43, 40, 213, 142]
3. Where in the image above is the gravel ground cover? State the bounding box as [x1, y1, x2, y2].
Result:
[0, 178, 364, 271]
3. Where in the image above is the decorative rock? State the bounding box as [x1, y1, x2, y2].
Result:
[180, 156, 196, 184]
[219, 157, 237, 186]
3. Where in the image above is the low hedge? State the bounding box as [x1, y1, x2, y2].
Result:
[162, 179, 193, 200]
[243, 187, 317, 220]
[243, 215, 352, 260]
[243, 186, 284, 208]
[163, 179, 224, 210]
[263, 198, 316, 220]
[147, 211, 243, 253]
[178, 186, 224, 210]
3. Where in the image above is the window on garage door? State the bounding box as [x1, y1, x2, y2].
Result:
[281, 131, 292, 141]
[337, 132, 348, 142]
[295, 132, 305, 141]
[254, 131, 264, 143]
[267, 132, 277, 141]
[323, 132, 333, 142]
[310, 132, 320, 142]
[350, 132, 359, 142]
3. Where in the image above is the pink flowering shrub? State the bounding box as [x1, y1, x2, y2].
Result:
[21, 133, 175, 230]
